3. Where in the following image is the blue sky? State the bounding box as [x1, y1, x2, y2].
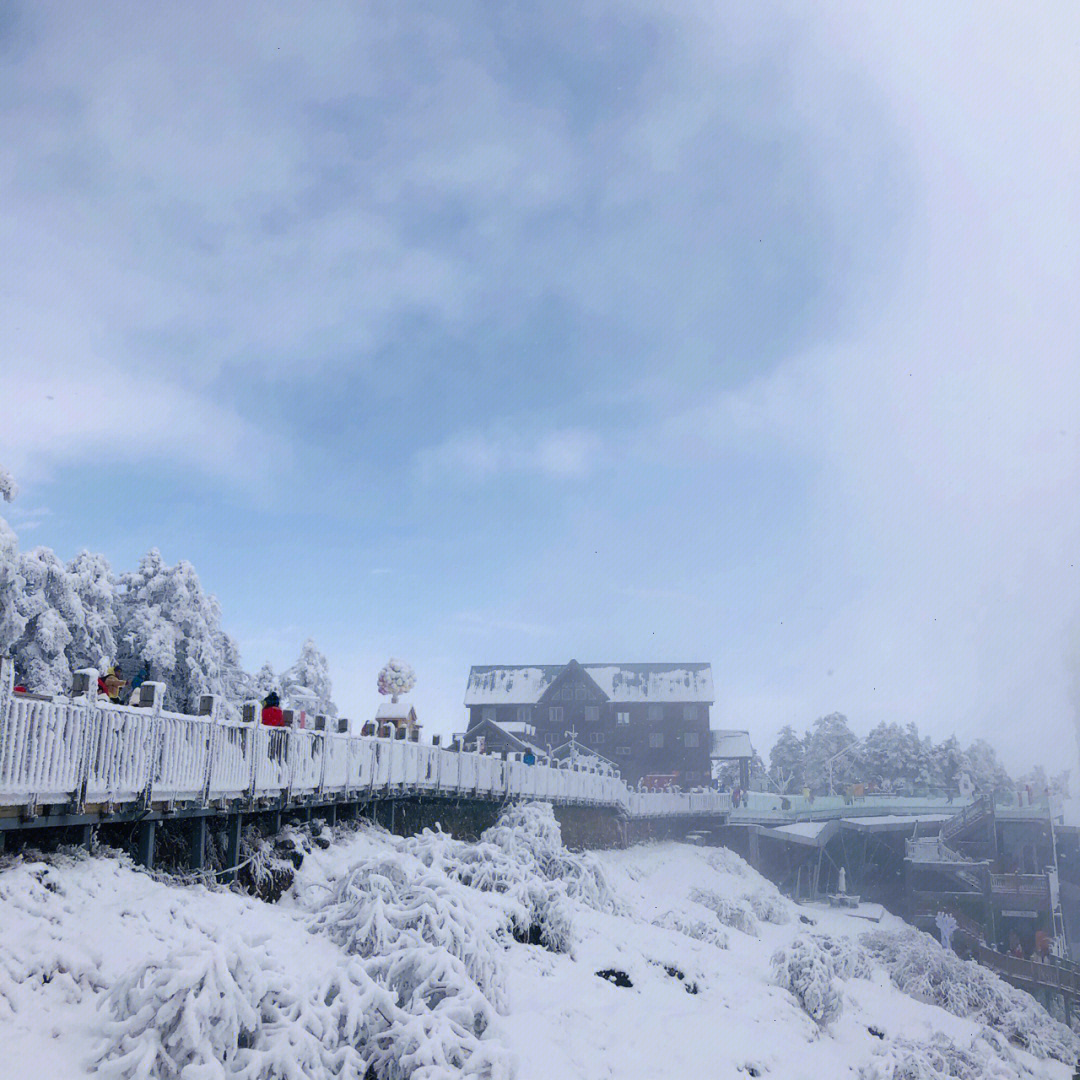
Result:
[2, 2, 1078, 771]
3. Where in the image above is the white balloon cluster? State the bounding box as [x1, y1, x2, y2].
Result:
[377, 658, 417, 703]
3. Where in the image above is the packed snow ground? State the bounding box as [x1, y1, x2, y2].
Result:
[1, 806, 1076, 1079]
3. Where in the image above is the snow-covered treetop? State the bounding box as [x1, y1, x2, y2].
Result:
[0, 462, 17, 504]
[378, 658, 416, 703]
[281, 639, 337, 717]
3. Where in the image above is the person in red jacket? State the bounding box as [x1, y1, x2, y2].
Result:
[261, 690, 284, 726]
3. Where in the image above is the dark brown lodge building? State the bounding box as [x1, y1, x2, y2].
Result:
[463, 660, 715, 787]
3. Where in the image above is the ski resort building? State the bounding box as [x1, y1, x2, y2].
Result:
[463, 660, 715, 787]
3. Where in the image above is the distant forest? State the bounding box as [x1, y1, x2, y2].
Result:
[743, 712, 1067, 800]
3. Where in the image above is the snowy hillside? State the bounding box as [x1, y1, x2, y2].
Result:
[1, 807, 1076, 1079]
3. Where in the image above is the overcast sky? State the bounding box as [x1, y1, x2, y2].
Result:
[2, 1, 1077, 772]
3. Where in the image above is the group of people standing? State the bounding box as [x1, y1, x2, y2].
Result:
[95, 664, 150, 705]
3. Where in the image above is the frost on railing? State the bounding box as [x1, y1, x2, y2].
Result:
[0, 658, 735, 819]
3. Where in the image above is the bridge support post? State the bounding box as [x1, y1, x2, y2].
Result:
[325, 803, 337, 827]
[80, 824, 93, 850]
[136, 820, 156, 869]
[223, 813, 243, 883]
[1062, 990, 1072, 1026]
[748, 825, 761, 871]
[189, 815, 207, 871]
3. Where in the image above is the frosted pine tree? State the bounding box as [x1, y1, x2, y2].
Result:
[64, 550, 118, 673]
[0, 515, 27, 659]
[0, 462, 16, 504]
[116, 549, 248, 712]
[768, 725, 805, 792]
[9, 546, 81, 694]
[251, 661, 280, 700]
[802, 713, 859, 791]
[281, 639, 337, 717]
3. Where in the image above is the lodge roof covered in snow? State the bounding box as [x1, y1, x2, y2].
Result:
[464, 662, 714, 705]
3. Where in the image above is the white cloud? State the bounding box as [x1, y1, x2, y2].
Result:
[419, 426, 607, 483]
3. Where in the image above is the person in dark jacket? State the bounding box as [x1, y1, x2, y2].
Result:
[261, 691, 284, 727]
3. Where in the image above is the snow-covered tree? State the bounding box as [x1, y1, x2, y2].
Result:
[115, 549, 247, 712]
[281, 638, 336, 716]
[0, 516, 27, 660]
[803, 713, 859, 792]
[965, 738, 1013, 795]
[0, 462, 16, 504]
[769, 724, 806, 792]
[378, 658, 416, 703]
[927, 735, 969, 794]
[250, 661, 280, 700]
[9, 546, 79, 694]
[63, 550, 118, 673]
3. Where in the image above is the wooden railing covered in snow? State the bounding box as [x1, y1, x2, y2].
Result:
[0, 661, 731, 821]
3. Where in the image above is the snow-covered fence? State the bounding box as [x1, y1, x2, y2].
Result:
[626, 790, 732, 818]
[0, 659, 733, 820]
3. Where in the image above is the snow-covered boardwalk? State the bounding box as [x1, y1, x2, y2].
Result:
[0, 661, 730, 853]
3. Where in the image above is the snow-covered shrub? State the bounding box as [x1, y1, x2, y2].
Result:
[771, 936, 844, 1026]
[305, 846, 518, 1077]
[235, 825, 298, 903]
[404, 824, 577, 954]
[705, 847, 753, 878]
[811, 932, 873, 980]
[858, 1032, 1020, 1080]
[96, 940, 393, 1079]
[308, 853, 505, 1007]
[377, 1009, 516, 1080]
[689, 887, 759, 936]
[480, 802, 623, 914]
[651, 911, 729, 950]
[742, 888, 792, 925]
[861, 928, 1079, 1062]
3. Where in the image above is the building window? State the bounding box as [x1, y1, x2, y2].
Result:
[561, 687, 574, 701]
[585, 705, 599, 723]
[616, 746, 631, 757]
[648, 704, 664, 723]
[648, 732, 664, 748]
[588, 731, 605, 745]
[549, 706, 563, 725]
[616, 710, 630, 726]
[516, 706, 531, 724]
[684, 731, 700, 747]
[575, 686, 587, 701]
[683, 705, 699, 723]
[482, 706, 495, 723]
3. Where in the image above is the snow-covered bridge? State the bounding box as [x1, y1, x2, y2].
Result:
[0, 660, 730, 868]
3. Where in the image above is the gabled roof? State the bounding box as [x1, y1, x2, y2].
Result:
[461, 717, 549, 756]
[465, 663, 714, 705]
[710, 729, 754, 759]
[376, 701, 417, 721]
[548, 740, 620, 771]
[538, 659, 609, 703]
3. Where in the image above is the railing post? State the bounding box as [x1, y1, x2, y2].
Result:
[0, 657, 14, 786]
[200, 721, 217, 809]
